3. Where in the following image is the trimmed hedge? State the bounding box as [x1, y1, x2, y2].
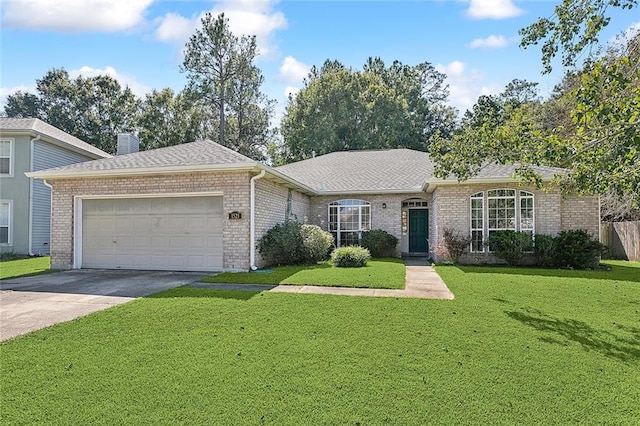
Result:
[487, 229, 605, 269]
[331, 246, 371, 268]
[486, 230, 533, 266]
[361, 229, 398, 257]
[258, 221, 333, 266]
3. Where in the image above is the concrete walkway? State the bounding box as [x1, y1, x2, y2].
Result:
[192, 259, 454, 300]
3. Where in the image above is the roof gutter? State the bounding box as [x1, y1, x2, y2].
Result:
[25, 162, 260, 179]
[314, 188, 426, 196]
[250, 169, 266, 270]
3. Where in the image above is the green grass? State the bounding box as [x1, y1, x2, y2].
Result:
[1, 260, 639, 424]
[204, 257, 406, 289]
[0, 256, 52, 280]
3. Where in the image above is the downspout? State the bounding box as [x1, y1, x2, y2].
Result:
[250, 169, 266, 270]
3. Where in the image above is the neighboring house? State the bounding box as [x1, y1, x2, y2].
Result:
[27, 140, 600, 271]
[0, 118, 110, 255]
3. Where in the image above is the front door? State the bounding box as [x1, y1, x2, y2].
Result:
[409, 209, 429, 252]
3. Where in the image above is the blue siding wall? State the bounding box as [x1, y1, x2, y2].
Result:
[31, 141, 95, 254]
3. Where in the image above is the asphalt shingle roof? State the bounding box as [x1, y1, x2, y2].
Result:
[276, 149, 566, 193]
[0, 117, 110, 158]
[30, 139, 255, 174]
[276, 149, 435, 193]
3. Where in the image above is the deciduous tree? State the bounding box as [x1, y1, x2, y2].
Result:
[3, 68, 139, 154]
[279, 58, 455, 163]
[136, 88, 204, 150]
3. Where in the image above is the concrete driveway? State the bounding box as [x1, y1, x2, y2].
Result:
[0, 269, 205, 341]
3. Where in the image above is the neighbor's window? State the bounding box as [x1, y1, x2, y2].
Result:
[0, 139, 13, 176]
[0, 201, 11, 244]
[470, 189, 535, 252]
[328, 199, 371, 247]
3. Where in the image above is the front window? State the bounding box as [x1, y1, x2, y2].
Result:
[0, 139, 13, 176]
[470, 192, 484, 252]
[487, 189, 516, 240]
[0, 201, 11, 244]
[328, 199, 371, 247]
[470, 189, 535, 252]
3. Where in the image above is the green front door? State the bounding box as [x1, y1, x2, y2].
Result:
[409, 209, 429, 252]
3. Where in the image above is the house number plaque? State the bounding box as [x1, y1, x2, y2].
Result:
[228, 211, 242, 220]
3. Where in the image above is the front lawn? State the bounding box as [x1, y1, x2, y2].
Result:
[204, 257, 405, 289]
[1, 261, 638, 424]
[0, 256, 51, 280]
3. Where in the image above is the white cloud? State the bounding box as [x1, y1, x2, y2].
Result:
[70, 66, 151, 97]
[465, 0, 524, 19]
[609, 21, 640, 45]
[436, 60, 500, 112]
[469, 35, 509, 49]
[1, 0, 153, 32]
[155, 13, 194, 43]
[154, 0, 287, 58]
[0, 85, 37, 109]
[278, 56, 310, 84]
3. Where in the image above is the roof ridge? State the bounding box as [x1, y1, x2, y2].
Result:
[199, 139, 255, 162]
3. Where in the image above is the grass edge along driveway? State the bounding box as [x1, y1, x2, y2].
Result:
[203, 257, 406, 289]
[1, 260, 638, 424]
[0, 256, 52, 280]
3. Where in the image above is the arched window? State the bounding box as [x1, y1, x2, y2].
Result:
[470, 190, 535, 252]
[328, 199, 371, 247]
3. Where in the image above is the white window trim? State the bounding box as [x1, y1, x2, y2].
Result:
[470, 192, 484, 253]
[0, 138, 15, 177]
[0, 199, 13, 246]
[328, 199, 371, 247]
[469, 189, 535, 253]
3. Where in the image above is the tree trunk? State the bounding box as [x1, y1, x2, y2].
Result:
[219, 87, 225, 145]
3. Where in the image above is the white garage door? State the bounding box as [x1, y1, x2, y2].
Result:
[82, 196, 223, 271]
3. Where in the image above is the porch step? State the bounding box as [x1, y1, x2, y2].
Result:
[402, 253, 432, 266]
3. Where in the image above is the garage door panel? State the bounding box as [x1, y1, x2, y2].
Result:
[82, 196, 223, 271]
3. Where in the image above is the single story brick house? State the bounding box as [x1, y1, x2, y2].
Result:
[27, 140, 600, 271]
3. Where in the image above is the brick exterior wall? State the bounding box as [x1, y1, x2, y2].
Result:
[254, 178, 310, 267]
[430, 184, 600, 263]
[50, 171, 252, 271]
[48, 170, 600, 270]
[309, 193, 431, 256]
[561, 194, 600, 238]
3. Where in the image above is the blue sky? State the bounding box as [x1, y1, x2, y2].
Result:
[1, 0, 638, 119]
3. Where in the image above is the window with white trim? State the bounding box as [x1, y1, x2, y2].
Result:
[469, 190, 535, 252]
[0, 201, 11, 244]
[328, 199, 371, 247]
[0, 139, 13, 176]
[470, 192, 484, 252]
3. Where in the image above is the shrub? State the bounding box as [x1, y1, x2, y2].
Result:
[257, 221, 305, 265]
[554, 229, 606, 269]
[331, 246, 371, 268]
[533, 234, 557, 267]
[361, 229, 398, 257]
[440, 227, 471, 263]
[300, 224, 334, 263]
[486, 230, 533, 266]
